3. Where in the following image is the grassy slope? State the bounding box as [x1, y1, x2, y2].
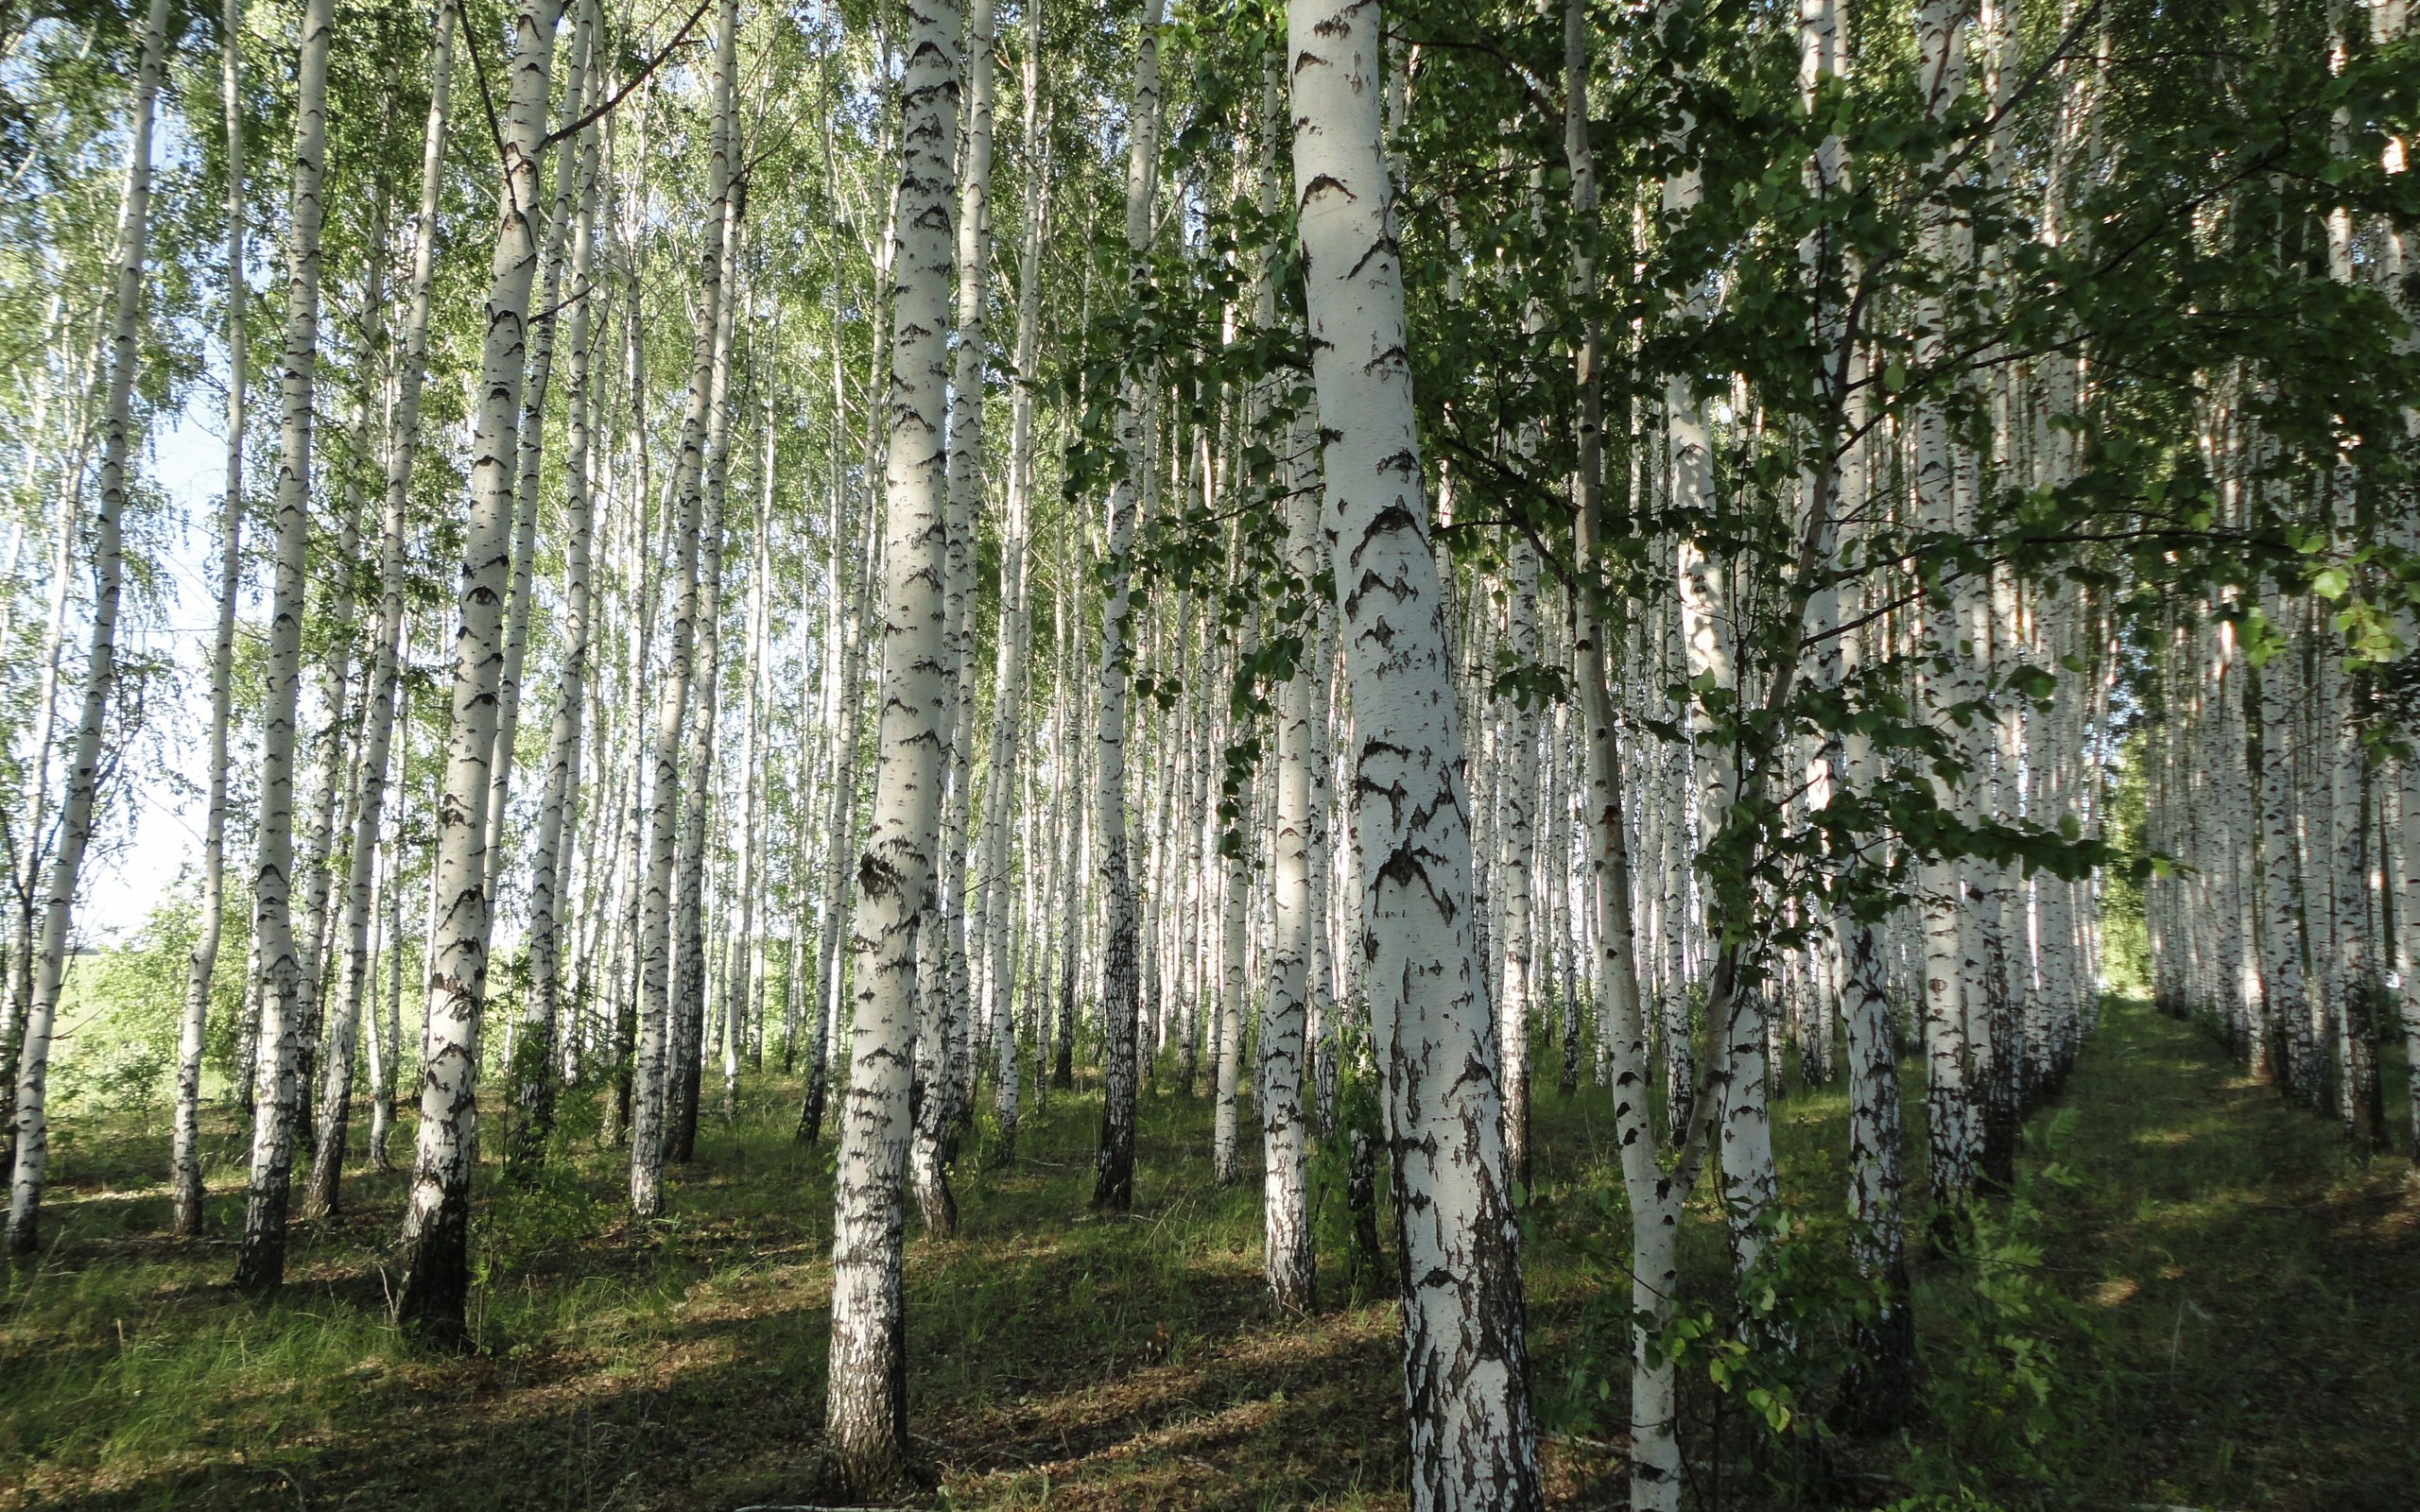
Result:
[0, 1000, 2410, 1511]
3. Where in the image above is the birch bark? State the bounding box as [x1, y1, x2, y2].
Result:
[392, 0, 565, 1340]
[1288, 0, 1540, 1499]
[822, 0, 958, 1484]
[981, 6, 1046, 1151]
[631, 0, 739, 1211]
[302, 0, 463, 1219]
[171, 0, 253, 1238]
[510, 39, 605, 1177]
[3, 0, 172, 1255]
[1090, 0, 1163, 1213]
[226, 0, 335, 1289]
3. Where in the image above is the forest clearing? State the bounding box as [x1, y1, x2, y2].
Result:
[5, 0, 2419, 1504]
[2, 1000, 2411, 1510]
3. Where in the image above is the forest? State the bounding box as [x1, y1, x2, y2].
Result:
[1, 0, 2416, 1504]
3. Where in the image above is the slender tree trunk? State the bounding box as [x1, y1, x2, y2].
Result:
[171, 0, 252, 1239]
[3, 0, 172, 1255]
[1913, 0, 1977, 1219]
[1259, 59, 1316, 1303]
[1287, 0, 1540, 1500]
[1563, 22, 1691, 1497]
[1495, 533, 1540, 1187]
[1213, 593, 1256, 1187]
[669, 195, 744, 1166]
[510, 34, 604, 1179]
[982, 5, 1046, 1154]
[302, 4, 462, 1220]
[1088, 0, 1163, 1215]
[228, 0, 337, 1291]
[913, 0, 999, 1235]
[368, 689, 409, 1171]
[392, 0, 566, 1342]
[631, 0, 738, 1212]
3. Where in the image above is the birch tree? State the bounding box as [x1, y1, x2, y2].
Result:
[1286, 0, 1540, 1501]
[392, 0, 565, 1341]
[3, 0, 172, 1256]
[229, 0, 337, 1291]
[821, 0, 957, 1485]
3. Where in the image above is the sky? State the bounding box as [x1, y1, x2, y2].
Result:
[75, 394, 237, 945]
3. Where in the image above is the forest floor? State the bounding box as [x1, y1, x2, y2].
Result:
[0, 997, 2412, 1512]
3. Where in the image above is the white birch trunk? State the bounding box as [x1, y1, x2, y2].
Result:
[822, 0, 958, 1486]
[982, 0, 1047, 1153]
[171, 0, 252, 1239]
[391, 0, 565, 1341]
[226, 0, 335, 1289]
[302, 1, 462, 1219]
[1089, 0, 1163, 1211]
[631, 0, 739, 1209]
[1288, 0, 1539, 1498]
[511, 36, 604, 1177]
[3, 0, 172, 1254]
[1260, 77, 1317, 1297]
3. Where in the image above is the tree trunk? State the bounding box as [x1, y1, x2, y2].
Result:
[510, 30, 604, 1180]
[391, 0, 566, 1343]
[227, 0, 336, 1291]
[1287, 0, 1541, 1500]
[301, 3, 461, 1221]
[913, 0, 1000, 1235]
[668, 194, 744, 1167]
[171, 0, 252, 1240]
[631, 0, 738, 1213]
[822, 0, 959, 1488]
[1088, 0, 1163, 1215]
[3, 0, 172, 1256]
[981, 1, 1046, 1155]
[1259, 56, 1316, 1305]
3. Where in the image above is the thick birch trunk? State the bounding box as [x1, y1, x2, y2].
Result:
[1288, 0, 1540, 1499]
[822, 0, 959, 1486]
[391, 0, 565, 1342]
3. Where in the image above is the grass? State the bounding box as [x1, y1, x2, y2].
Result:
[0, 999, 2411, 1510]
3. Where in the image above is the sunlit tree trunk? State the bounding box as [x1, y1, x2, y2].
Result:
[823, 0, 959, 1486]
[1912, 0, 1978, 1216]
[982, 1, 1046, 1152]
[391, 0, 566, 1341]
[225, 0, 336, 1290]
[669, 196, 745, 1166]
[912, 0, 999, 1235]
[510, 36, 604, 1179]
[631, 0, 738, 1211]
[722, 405, 772, 1109]
[1288, 0, 1540, 1498]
